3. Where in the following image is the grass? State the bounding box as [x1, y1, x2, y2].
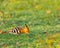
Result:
[0, 0, 60, 48]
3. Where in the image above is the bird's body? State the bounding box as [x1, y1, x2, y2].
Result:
[0, 24, 29, 34]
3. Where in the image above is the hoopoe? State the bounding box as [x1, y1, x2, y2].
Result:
[6, 24, 30, 34]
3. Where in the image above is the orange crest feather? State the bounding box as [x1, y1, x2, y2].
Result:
[21, 24, 29, 34]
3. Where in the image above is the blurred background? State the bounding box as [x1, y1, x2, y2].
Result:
[0, 0, 60, 31]
[0, 0, 60, 48]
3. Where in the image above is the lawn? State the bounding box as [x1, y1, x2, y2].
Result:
[0, 0, 60, 48]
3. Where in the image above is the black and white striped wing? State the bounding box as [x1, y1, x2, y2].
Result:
[8, 26, 22, 34]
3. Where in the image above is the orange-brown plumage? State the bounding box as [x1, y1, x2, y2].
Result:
[0, 30, 2, 34]
[20, 24, 29, 34]
[0, 24, 30, 34]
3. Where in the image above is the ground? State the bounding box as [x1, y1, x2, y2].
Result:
[0, 0, 60, 48]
